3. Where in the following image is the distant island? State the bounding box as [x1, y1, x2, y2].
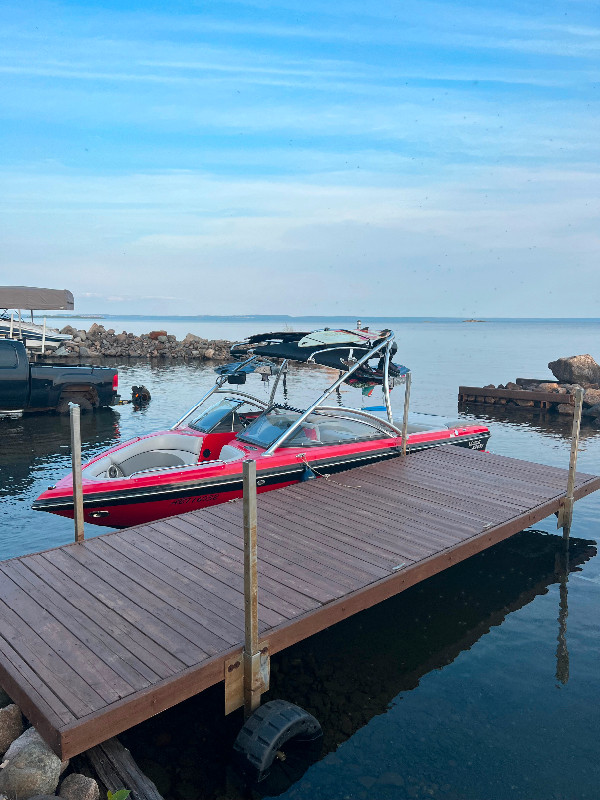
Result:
[45, 314, 106, 319]
[462, 319, 487, 323]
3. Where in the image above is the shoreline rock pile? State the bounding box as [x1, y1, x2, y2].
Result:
[52, 324, 232, 361]
[478, 354, 600, 421]
[0, 691, 98, 800]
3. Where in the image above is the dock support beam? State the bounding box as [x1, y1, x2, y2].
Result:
[243, 460, 262, 718]
[401, 372, 412, 456]
[558, 386, 584, 539]
[224, 460, 270, 716]
[70, 404, 85, 542]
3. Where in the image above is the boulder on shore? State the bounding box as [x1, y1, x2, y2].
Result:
[59, 772, 100, 800]
[583, 387, 600, 407]
[557, 403, 575, 415]
[548, 354, 600, 385]
[0, 727, 62, 799]
[0, 704, 23, 755]
[59, 325, 77, 336]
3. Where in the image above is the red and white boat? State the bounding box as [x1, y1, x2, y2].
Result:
[33, 328, 490, 528]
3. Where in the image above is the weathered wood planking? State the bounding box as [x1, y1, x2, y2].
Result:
[84, 737, 164, 800]
[0, 445, 598, 759]
[459, 385, 573, 406]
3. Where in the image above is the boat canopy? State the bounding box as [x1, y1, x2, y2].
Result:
[0, 286, 74, 311]
[230, 328, 407, 378]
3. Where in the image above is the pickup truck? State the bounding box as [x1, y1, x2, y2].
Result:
[0, 339, 118, 417]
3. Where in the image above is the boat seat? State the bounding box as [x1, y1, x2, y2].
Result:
[83, 434, 204, 479]
[218, 445, 246, 462]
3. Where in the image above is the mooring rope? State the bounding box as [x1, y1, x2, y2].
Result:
[299, 453, 361, 489]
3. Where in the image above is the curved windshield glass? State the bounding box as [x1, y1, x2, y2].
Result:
[238, 408, 387, 448]
[187, 399, 244, 433]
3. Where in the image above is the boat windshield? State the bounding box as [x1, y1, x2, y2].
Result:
[187, 398, 248, 433]
[238, 407, 389, 448]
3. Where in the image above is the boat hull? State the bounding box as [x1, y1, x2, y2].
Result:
[33, 430, 490, 528]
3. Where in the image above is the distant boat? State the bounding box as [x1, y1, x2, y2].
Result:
[0, 286, 74, 350]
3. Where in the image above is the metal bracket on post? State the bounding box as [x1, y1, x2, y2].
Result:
[557, 386, 583, 538]
[401, 372, 412, 456]
[70, 404, 85, 542]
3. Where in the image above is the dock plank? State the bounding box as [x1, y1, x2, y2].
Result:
[0, 445, 598, 759]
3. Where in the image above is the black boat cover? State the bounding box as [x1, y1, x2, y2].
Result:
[230, 329, 408, 380]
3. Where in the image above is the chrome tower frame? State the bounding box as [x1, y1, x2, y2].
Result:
[171, 329, 410, 456]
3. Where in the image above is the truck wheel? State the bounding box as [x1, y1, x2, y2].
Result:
[57, 390, 96, 414]
[232, 700, 322, 791]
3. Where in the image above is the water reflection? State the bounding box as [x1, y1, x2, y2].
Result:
[555, 547, 570, 686]
[0, 410, 121, 494]
[458, 402, 600, 441]
[118, 530, 596, 800]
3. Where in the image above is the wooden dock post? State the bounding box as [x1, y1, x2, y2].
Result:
[401, 372, 412, 456]
[557, 386, 584, 539]
[224, 460, 270, 716]
[242, 459, 262, 718]
[70, 404, 85, 542]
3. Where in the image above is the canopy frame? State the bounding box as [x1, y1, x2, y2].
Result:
[171, 328, 409, 455]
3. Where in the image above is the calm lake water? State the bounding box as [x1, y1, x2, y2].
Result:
[2, 318, 599, 799]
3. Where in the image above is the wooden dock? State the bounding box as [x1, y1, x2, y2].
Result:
[0, 445, 598, 760]
[459, 384, 574, 410]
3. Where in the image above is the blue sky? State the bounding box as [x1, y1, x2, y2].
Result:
[1, 0, 598, 316]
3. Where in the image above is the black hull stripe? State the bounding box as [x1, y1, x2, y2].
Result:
[32, 434, 490, 512]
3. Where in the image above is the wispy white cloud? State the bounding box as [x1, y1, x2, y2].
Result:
[0, 164, 598, 315]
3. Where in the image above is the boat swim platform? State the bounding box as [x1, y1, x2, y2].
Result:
[1, 445, 599, 760]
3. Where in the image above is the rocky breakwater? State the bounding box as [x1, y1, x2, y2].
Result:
[53, 324, 232, 361]
[475, 354, 600, 422]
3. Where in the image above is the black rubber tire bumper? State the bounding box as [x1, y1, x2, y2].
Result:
[232, 699, 322, 784]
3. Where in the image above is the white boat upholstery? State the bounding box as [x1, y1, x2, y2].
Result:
[84, 436, 246, 479]
[84, 434, 204, 479]
[218, 445, 246, 462]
